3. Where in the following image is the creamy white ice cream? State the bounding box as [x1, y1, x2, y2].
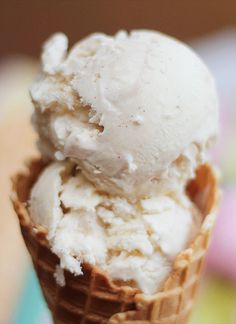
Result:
[29, 30, 219, 295]
[30, 30, 219, 199]
[30, 161, 199, 294]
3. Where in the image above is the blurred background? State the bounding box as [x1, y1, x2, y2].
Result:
[1, 1, 236, 323]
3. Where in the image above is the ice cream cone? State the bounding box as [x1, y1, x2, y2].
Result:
[11, 159, 219, 324]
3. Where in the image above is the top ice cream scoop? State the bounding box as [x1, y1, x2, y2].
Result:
[30, 30, 219, 199]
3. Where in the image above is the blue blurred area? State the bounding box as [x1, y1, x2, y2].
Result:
[11, 267, 51, 324]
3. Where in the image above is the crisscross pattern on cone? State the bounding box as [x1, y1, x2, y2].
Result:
[12, 160, 219, 324]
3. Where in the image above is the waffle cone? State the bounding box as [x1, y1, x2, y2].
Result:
[11, 159, 219, 324]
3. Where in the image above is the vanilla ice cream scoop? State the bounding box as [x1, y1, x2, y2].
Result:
[29, 161, 200, 294]
[31, 30, 219, 199]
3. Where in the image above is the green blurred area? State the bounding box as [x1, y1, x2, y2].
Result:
[191, 277, 236, 324]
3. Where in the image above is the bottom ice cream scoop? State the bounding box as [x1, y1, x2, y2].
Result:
[29, 161, 200, 295]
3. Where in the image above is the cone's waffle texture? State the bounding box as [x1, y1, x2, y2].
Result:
[12, 159, 219, 324]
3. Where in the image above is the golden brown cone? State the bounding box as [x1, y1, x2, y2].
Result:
[11, 159, 219, 324]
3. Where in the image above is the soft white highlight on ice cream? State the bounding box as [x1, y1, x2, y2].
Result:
[41, 33, 68, 74]
[30, 30, 219, 199]
[29, 162, 65, 239]
[54, 265, 65, 287]
[29, 162, 199, 294]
